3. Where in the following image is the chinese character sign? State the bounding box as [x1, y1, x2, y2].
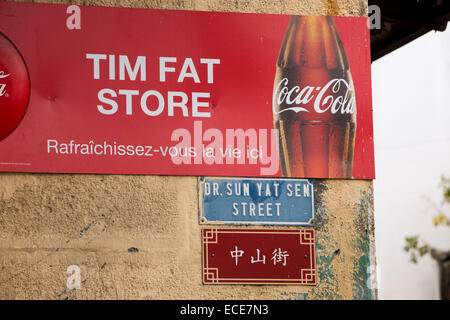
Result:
[202, 228, 316, 284]
[0, 2, 374, 179]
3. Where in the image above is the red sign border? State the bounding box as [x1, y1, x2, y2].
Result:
[202, 228, 317, 285]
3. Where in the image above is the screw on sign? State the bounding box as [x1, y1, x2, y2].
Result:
[0, 32, 30, 142]
[273, 16, 357, 178]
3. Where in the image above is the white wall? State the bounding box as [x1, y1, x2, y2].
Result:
[372, 27, 450, 299]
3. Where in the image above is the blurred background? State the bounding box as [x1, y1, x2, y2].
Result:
[370, 0, 450, 299]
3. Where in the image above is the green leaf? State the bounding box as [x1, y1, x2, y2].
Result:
[418, 245, 429, 257]
[405, 236, 418, 249]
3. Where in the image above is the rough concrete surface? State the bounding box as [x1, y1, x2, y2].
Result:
[0, 0, 375, 300]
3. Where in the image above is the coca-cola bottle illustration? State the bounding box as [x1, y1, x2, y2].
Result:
[273, 16, 356, 178]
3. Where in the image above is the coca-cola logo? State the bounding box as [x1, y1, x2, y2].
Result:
[0, 32, 30, 142]
[273, 78, 355, 115]
[0, 70, 10, 97]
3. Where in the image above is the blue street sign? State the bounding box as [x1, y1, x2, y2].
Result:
[199, 177, 314, 226]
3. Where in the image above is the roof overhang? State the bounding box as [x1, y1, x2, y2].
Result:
[370, 0, 450, 61]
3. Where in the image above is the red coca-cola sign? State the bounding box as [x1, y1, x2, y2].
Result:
[0, 2, 374, 179]
[0, 32, 30, 142]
